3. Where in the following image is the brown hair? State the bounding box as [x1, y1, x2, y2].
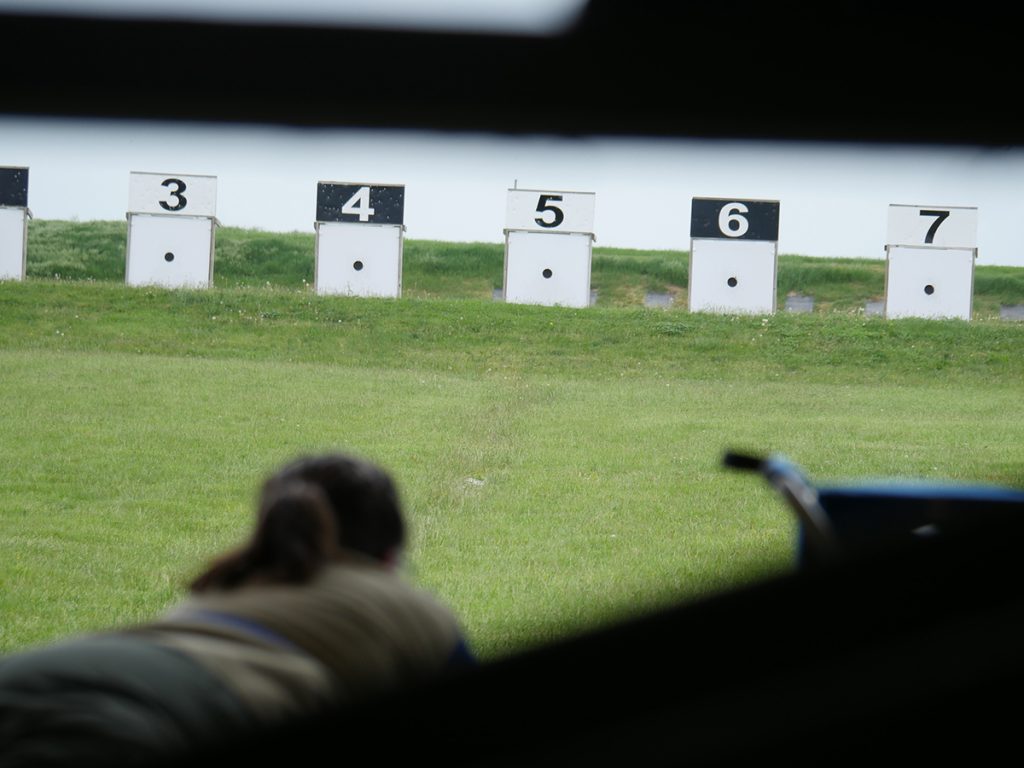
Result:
[190, 453, 406, 593]
[259, 453, 405, 562]
[190, 481, 337, 592]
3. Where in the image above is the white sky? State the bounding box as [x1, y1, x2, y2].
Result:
[3, 114, 1024, 266]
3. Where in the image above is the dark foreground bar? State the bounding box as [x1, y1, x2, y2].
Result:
[4, 2, 1023, 765]
[191, 506, 1024, 767]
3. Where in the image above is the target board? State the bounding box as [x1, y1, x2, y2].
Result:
[314, 182, 405, 298]
[688, 197, 780, 315]
[884, 204, 977, 320]
[503, 188, 595, 308]
[0, 166, 30, 281]
[125, 172, 218, 288]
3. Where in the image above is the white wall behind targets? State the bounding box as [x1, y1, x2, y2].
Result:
[2, 117, 1023, 266]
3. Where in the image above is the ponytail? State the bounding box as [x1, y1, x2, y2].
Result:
[190, 482, 337, 592]
[261, 453, 405, 561]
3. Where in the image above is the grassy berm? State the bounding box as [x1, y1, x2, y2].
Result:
[0, 220, 1022, 659]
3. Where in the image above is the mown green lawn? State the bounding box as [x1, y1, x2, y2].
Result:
[1, 223, 1022, 660]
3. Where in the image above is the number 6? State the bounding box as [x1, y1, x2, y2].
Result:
[718, 202, 749, 238]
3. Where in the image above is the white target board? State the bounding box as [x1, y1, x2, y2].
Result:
[126, 214, 216, 288]
[125, 172, 218, 289]
[315, 223, 403, 298]
[886, 204, 977, 249]
[504, 230, 593, 308]
[128, 172, 217, 217]
[885, 247, 975, 320]
[884, 204, 977, 320]
[0, 166, 30, 281]
[503, 189, 595, 308]
[314, 182, 404, 298]
[688, 197, 780, 315]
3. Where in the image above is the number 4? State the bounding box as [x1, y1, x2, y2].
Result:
[342, 186, 375, 222]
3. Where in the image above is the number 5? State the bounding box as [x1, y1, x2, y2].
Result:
[535, 194, 564, 228]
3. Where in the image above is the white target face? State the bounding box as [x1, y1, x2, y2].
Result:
[688, 239, 777, 315]
[504, 230, 592, 308]
[315, 222, 403, 298]
[0, 207, 28, 281]
[885, 246, 974, 320]
[886, 204, 977, 249]
[126, 213, 215, 288]
[505, 189, 595, 234]
[128, 172, 217, 217]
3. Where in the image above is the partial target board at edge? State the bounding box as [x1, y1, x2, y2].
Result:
[688, 197, 780, 315]
[503, 188, 596, 309]
[314, 182, 405, 298]
[125, 171, 219, 289]
[884, 203, 978, 321]
[0, 166, 30, 281]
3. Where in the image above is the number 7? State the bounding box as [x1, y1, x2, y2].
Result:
[919, 209, 950, 244]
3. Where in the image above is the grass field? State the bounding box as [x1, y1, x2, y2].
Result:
[1, 220, 1023, 659]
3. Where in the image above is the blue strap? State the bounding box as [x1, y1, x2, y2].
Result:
[184, 610, 307, 654]
[446, 637, 476, 668]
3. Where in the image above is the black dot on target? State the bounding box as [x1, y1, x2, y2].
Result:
[727, 276, 738, 287]
[353, 261, 364, 271]
[924, 284, 935, 295]
[542, 268, 553, 279]
[164, 252, 175, 262]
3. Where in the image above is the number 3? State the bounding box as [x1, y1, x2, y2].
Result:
[159, 178, 187, 211]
